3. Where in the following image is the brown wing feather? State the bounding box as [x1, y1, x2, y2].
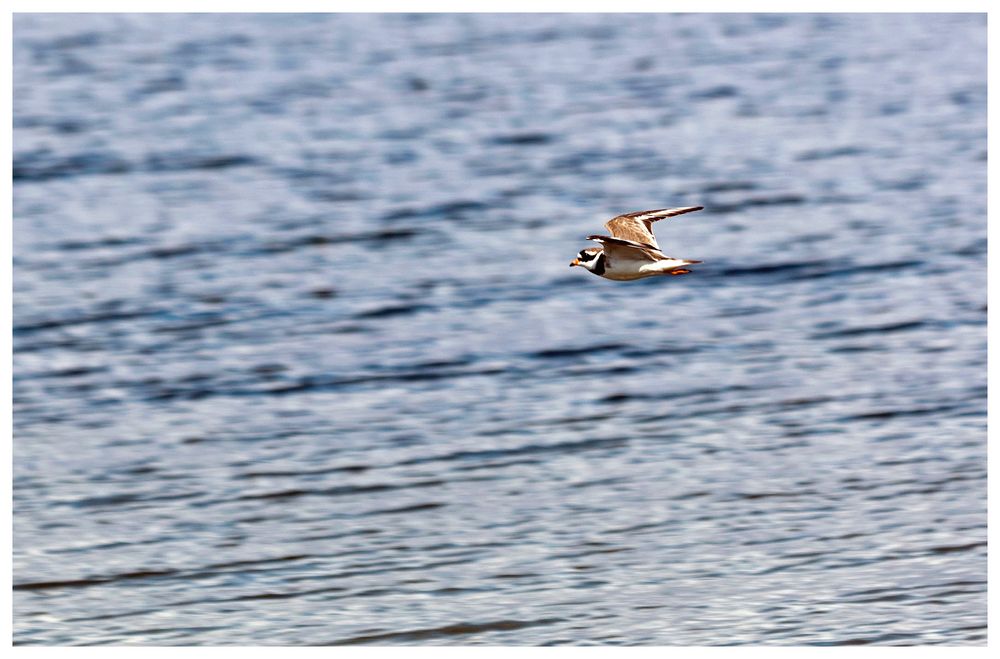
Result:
[604, 216, 658, 247]
[586, 234, 664, 263]
[604, 206, 703, 249]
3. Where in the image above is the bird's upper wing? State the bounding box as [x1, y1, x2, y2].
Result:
[586, 234, 667, 263]
[603, 206, 703, 250]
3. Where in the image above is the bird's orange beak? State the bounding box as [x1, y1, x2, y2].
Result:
[570, 258, 580, 267]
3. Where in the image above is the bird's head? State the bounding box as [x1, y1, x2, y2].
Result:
[570, 247, 604, 274]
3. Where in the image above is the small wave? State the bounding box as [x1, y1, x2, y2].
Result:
[811, 319, 927, 339]
[329, 617, 564, 645]
[13, 149, 258, 182]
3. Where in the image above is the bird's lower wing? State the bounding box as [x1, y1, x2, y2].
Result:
[586, 235, 664, 262]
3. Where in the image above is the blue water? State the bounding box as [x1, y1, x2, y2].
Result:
[13, 13, 986, 645]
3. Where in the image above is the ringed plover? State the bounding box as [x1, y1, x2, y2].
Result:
[570, 206, 703, 281]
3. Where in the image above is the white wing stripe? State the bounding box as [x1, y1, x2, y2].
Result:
[628, 206, 702, 222]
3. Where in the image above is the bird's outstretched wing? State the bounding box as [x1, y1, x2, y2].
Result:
[586, 234, 667, 263]
[604, 206, 703, 250]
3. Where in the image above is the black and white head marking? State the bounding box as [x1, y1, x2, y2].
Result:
[577, 248, 606, 276]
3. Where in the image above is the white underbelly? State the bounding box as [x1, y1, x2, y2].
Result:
[604, 259, 688, 280]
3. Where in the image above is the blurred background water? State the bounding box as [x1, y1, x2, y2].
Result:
[12, 13, 986, 645]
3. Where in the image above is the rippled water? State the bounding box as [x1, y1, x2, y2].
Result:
[13, 13, 987, 645]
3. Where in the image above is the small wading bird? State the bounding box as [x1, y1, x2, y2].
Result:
[570, 206, 704, 280]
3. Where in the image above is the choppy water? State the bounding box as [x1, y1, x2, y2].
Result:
[13, 13, 987, 645]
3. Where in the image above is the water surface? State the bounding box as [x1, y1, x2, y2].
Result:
[13, 13, 986, 645]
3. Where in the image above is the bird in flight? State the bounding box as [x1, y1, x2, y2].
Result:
[570, 206, 704, 280]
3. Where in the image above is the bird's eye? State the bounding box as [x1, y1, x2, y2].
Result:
[579, 252, 593, 262]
